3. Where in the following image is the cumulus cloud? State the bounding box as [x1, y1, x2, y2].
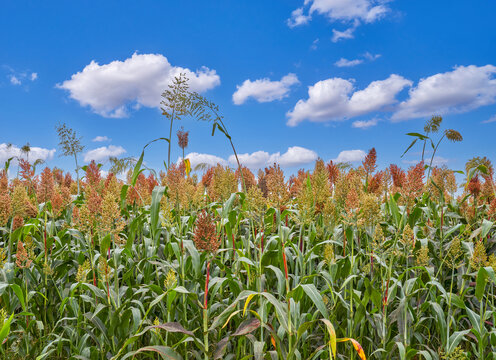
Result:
[308, 0, 388, 22]
[287, 74, 411, 126]
[9, 75, 21, 85]
[289, 0, 390, 41]
[183, 152, 227, 169]
[228, 146, 318, 169]
[289, 0, 389, 26]
[84, 145, 126, 163]
[335, 58, 363, 67]
[287, 7, 311, 28]
[393, 65, 496, 120]
[92, 135, 111, 142]
[30, 73, 38, 81]
[232, 73, 299, 105]
[333, 149, 366, 163]
[352, 118, 379, 129]
[57, 52, 220, 118]
[0, 143, 55, 164]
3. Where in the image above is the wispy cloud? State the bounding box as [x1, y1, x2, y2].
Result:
[7, 71, 38, 86]
[92, 135, 111, 142]
[334, 51, 381, 67]
[289, 0, 392, 42]
[352, 118, 379, 129]
[335, 58, 363, 67]
[482, 114, 496, 124]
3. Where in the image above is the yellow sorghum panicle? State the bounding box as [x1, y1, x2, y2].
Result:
[402, 224, 414, 247]
[295, 183, 314, 226]
[160, 198, 175, 228]
[210, 165, 237, 202]
[164, 269, 177, 290]
[311, 159, 331, 214]
[99, 192, 126, 244]
[23, 236, 35, 257]
[372, 224, 385, 251]
[447, 237, 463, 269]
[323, 243, 335, 265]
[43, 261, 54, 276]
[487, 254, 496, 271]
[153, 317, 161, 335]
[0, 248, 6, 269]
[322, 198, 337, 225]
[245, 186, 266, 219]
[470, 240, 487, 271]
[0, 192, 12, 227]
[265, 164, 289, 210]
[0, 308, 7, 325]
[358, 193, 381, 227]
[98, 257, 112, 283]
[416, 245, 429, 266]
[11, 185, 28, 218]
[76, 260, 91, 283]
[439, 346, 468, 360]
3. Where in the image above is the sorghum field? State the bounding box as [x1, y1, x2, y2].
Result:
[1, 115, 496, 360]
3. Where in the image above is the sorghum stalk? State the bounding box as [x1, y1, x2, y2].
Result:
[203, 261, 211, 360]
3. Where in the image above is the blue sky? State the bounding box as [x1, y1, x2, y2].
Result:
[1, 0, 496, 176]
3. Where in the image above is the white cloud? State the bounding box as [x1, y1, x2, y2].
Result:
[92, 135, 111, 142]
[84, 145, 126, 163]
[352, 118, 379, 129]
[57, 52, 221, 118]
[308, 0, 388, 23]
[9, 75, 21, 85]
[332, 26, 356, 42]
[403, 156, 449, 166]
[482, 114, 496, 124]
[183, 152, 227, 169]
[7, 71, 38, 85]
[287, 7, 311, 28]
[287, 74, 411, 126]
[335, 58, 363, 67]
[290, 0, 389, 42]
[311, 39, 319, 50]
[275, 146, 318, 167]
[228, 146, 318, 169]
[290, 0, 389, 27]
[0, 143, 55, 164]
[333, 149, 366, 163]
[232, 73, 299, 105]
[363, 52, 381, 61]
[335, 52, 380, 67]
[393, 65, 496, 120]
